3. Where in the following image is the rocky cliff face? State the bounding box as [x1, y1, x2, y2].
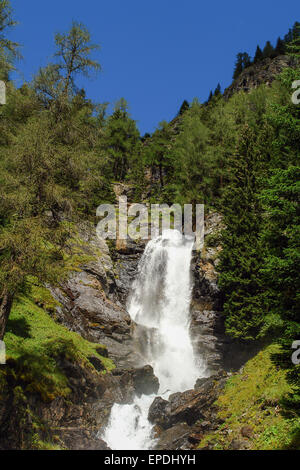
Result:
[190, 212, 224, 374]
[223, 55, 298, 100]
[40, 223, 159, 447]
[0, 221, 157, 450]
[0, 210, 253, 450]
[49, 222, 146, 370]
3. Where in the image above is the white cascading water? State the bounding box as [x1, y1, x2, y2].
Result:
[102, 230, 207, 450]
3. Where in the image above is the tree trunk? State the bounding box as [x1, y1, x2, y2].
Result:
[159, 163, 164, 188]
[0, 289, 13, 341]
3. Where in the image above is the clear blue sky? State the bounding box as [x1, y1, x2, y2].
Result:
[9, 0, 299, 135]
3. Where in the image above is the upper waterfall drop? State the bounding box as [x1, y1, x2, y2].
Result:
[102, 229, 207, 450]
[129, 229, 204, 393]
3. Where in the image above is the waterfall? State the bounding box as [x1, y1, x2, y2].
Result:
[102, 230, 207, 450]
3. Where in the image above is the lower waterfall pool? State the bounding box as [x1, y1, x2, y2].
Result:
[101, 230, 207, 450]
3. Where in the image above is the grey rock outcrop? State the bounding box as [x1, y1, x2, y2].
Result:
[49, 222, 144, 370]
[190, 212, 225, 373]
[224, 55, 298, 100]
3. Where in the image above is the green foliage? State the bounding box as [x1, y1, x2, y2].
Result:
[0, 0, 20, 80]
[102, 98, 141, 182]
[258, 63, 300, 410]
[0, 20, 110, 341]
[142, 119, 175, 201]
[286, 21, 300, 57]
[171, 100, 211, 204]
[34, 21, 100, 104]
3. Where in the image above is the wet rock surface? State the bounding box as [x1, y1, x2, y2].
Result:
[155, 423, 192, 450]
[112, 365, 159, 398]
[149, 372, 228, 450]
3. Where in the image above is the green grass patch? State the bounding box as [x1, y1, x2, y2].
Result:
[2, 284, 114, 402]
[198, 344, 300, 450]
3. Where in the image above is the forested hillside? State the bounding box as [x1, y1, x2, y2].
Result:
[0, 0, 299, 450]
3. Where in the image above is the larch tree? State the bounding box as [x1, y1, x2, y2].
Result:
[0, 0, 20, 80]
[34, 21, 101, 106]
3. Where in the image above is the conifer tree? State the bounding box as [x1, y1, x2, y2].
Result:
[207, 90, 213, 103]
[233, 53, 243, 79]
[142, 120, 174, 196]
[214, 83, 222, 96]
[177, 99, 189, 115]
[284, 27, 293, 44]
[233, 52, 251, 79]
[253, 45, 263, 63]
[274, 37, 286, 56]
[262, 40, 275, 59]
[286, 22, 300, 57]
[171, 100, 212, 205]
[218, 124, 264, 340]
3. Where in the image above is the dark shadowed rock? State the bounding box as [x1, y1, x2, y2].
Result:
[148, 397, 169, 426]
[132, 365, 159, 396]
[154, 423, 192, 450]
[0, 352, 119, 450]
[96, 346, 109, 358]
[148, 373, 227, 440]
[56, 429, 111, 450]
[195, 376, 213, 389]
[88, 356, 105, 372]
[112, 365, 159, 398]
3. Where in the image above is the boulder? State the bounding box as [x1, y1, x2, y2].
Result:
[148, 397, 169, 427]
[132, 365, 160, 396]
[113, 365, 159, 399]
[149, 373, 227, 432]
[55, 428, 111, 450]
[154, 423, 192, 450]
